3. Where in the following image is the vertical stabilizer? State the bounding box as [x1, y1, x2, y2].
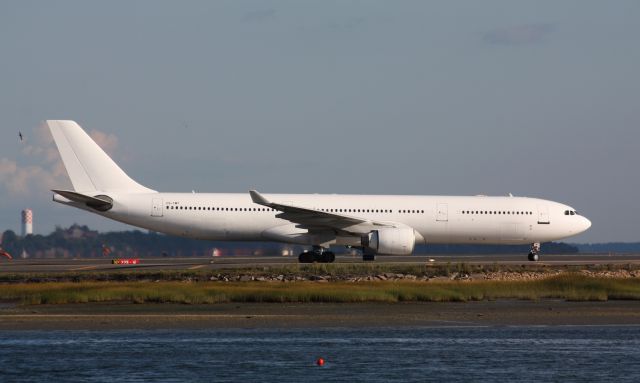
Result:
[47, 120, 155, 193]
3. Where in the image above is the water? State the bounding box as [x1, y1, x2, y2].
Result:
[1, 326, 639, 382]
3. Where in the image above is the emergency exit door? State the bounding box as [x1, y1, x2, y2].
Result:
[436, 203, 448, 222]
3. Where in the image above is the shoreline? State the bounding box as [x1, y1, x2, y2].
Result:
[2, 300, 640, 330]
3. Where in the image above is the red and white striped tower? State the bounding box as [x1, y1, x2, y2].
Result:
[21, 209, 33, 237]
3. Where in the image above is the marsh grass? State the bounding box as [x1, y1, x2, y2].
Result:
[2, 262, 639, 284]
[1, 274, 640, 305]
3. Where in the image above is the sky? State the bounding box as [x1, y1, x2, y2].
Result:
[1, 0, 639, 243]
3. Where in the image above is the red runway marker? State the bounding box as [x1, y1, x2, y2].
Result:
[112, 259, 140, 265]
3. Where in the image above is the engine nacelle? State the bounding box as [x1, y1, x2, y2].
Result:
[361, 228, 416, 255]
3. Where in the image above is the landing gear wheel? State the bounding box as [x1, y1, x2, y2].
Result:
[298, 250, 335, 263]
[527, 252, 539, 262]
[362, 253, 375, 262]
[320, 251, 336, 263]
[298, 251, 314, 263]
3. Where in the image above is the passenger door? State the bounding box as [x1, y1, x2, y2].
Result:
[151, 198, 163, 217]
[537, 205, 550, 224]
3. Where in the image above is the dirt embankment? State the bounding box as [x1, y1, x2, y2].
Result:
[481, 269, 640, 281]
[3, 263, 640, 284]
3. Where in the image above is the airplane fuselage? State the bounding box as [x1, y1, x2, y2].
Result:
[57, 192, 591, 247]
[47, 120, 592, 262]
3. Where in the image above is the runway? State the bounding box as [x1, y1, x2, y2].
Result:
[1, 254, 639, 273]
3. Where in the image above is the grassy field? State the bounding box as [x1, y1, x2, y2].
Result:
[1, 262, 637, 284]
[1, 274, 640, 305]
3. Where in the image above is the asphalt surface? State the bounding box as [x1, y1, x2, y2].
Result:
[1, 254, 639, 273]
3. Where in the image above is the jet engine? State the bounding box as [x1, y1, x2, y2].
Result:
[361, 227, 416, 255]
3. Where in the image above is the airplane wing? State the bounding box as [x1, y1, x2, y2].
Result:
[249, 190, 396, 235]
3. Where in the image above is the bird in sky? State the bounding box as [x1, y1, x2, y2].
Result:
[18, 131, 23, 141]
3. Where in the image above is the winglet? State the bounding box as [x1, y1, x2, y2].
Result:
[249, 190, 271, 206]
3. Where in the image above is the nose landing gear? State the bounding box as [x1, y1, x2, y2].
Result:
[527, 242, 541, 262]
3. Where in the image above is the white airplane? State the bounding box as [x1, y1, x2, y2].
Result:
[47, 120, 591, 263]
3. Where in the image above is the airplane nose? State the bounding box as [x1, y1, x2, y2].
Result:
[582, 216, 592, 232]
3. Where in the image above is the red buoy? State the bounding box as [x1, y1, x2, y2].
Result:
[316, 357, 325, 366]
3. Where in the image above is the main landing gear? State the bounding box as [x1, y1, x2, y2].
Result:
[298, 246, 335, 263]
[362, 249, 376, 262]
[527, 242, 541, 262]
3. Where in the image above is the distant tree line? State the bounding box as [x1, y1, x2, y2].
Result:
[0, 224, 590, 259]
[575, 243, 640, 254]
[0, 225, 288, 259]
[413, 242, 579, 254]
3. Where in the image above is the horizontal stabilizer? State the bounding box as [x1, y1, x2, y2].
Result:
[52, 189, 113, 211]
